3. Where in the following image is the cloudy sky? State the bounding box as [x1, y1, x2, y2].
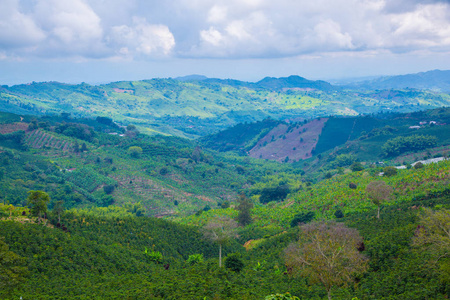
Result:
[1, 0, 450, 85]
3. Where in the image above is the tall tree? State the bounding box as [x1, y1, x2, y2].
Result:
[236, 193, 253, 226]
[366, 180, 393, 219]
[284, 221, 368, 300]
[27, 190, 50, 223]
[202, 216, 238, 267]
[53, 200, 65, 223]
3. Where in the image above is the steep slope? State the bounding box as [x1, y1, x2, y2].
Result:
[202, 107, 450, 168]
[249, 118, 328, 162]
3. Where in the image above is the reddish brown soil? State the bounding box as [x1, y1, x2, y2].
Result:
[249, 118, 328, 162]
[0, 122, 29, 134]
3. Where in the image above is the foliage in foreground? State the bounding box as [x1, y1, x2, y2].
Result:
[1, 190, 450, 299]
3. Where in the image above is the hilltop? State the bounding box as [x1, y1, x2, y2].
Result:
[1, 75, 449, 138]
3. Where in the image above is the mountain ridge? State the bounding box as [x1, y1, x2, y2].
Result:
[343, 69, 450, 91]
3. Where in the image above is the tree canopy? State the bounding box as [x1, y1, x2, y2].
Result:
[284, 221, 368, 300]
[26, 190, 50, 223]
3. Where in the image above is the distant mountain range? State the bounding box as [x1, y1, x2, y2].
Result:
[176, 75, 337, 92]
[342, 69, 450, 92]
[1, 70, 450, 138]
[176, 69, 450, 92]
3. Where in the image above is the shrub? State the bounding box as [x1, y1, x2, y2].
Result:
[334, 209, 344, 218]
[350, 162, 364, 172]
[349, 182, 357, 189]
[144, 248, 163, 264]
[260, 185, 290, 204]
[187, 254, 204, 265]
[103, 184, 115, 195]
[225, 253, 244, 272]
[128, 146, 143, 158]
[383, 166, 398, 177]
[414, 162, 424, 169]
[290, 211, 315, 227]
[159, 167, 169, 175]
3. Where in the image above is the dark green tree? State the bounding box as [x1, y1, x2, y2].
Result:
[351, 162, 364, 172]
[27, 190, 50, 223]
[225, 253, 244, 272]
[53, 200, 65, 223]
[236, 193, 253, 226]
[128, 146, 143, 158]
[383, 166, 398, 177]
[290, 211, 315, 227]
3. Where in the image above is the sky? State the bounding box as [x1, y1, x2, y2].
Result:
[0, 0, 450, 85]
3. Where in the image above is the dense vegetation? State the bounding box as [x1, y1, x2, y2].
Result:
[1, 171, 450, 299]
[0, 111, 297, 216]
[1, 77, 449, 138]
[1, 80, 450, 299]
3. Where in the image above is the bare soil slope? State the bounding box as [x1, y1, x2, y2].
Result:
[249, 118, 328, 162]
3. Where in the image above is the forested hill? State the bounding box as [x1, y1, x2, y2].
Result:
[1, 159, 450, 299]
[1, 76, 449, 138]
[201, 107, 450, 167]
[0, 111, 296, 217]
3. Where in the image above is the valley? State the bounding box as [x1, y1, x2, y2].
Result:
[1, 72, 450, 299]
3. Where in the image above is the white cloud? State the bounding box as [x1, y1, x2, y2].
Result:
[309, 20, 355, 50]
[389, 4, 450, 48]
[187, 0, 450, 58]
[1, 0, 450, 62]
[0, 0, 45, 48]
[109, 18, 175, 57]
[207, 5, 228, 23]
[200, 27, 224, 47]
[32, 0, 105, 57]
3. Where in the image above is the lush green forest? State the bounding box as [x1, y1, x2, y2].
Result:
[1, 165, 450, 299]
[1, 80, 450, 299]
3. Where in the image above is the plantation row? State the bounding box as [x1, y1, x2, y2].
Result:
[24, 129, 73, 151]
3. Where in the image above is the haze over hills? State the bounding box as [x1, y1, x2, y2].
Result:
[342, 69, 450, 92]
[1, 70, 450, 138]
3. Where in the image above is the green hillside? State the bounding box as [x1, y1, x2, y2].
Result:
[1, 78, 450, 138]
[179, 159, 450, 229]
[1, 160, 450, 299]
[201, 107, 450, 174]
[0, 111, 296, 216]
[1, 93, 450, 299]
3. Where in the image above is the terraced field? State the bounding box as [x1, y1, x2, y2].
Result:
[24, 129, 73, 150]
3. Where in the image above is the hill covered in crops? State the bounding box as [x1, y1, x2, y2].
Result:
[2, 76, 450, 138]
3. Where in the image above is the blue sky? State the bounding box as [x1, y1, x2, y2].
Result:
[1, 0, 450, 85]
